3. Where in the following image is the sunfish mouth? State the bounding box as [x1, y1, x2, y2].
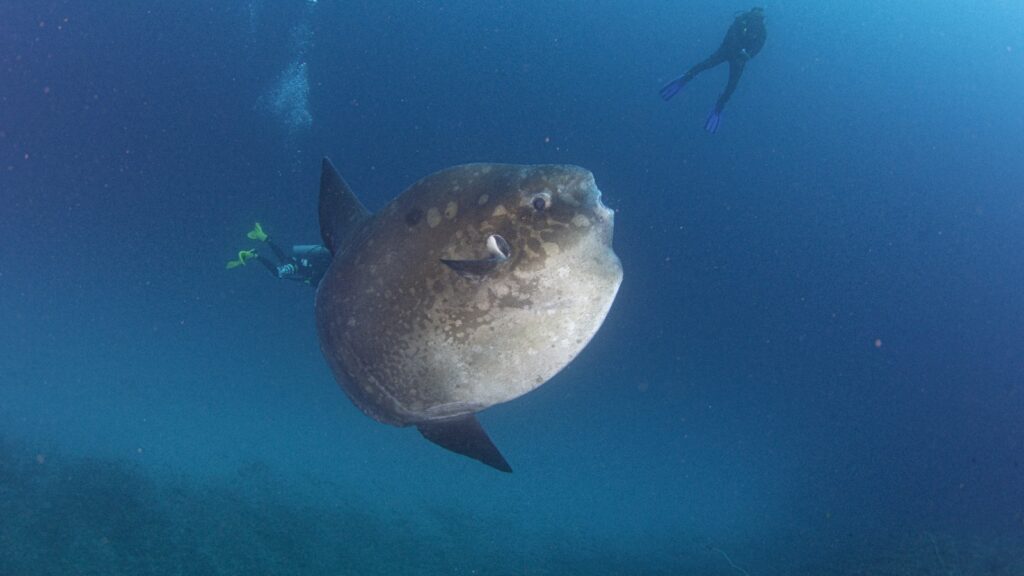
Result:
[594, 196, 615, 224]
[586, 185, 616, 246]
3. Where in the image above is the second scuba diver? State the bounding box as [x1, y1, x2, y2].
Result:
[660, 7, 767, 133]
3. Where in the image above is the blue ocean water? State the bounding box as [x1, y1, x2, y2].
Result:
[2, 0, 1022, 573]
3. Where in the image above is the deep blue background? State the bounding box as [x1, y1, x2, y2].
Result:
[2, 0, 1023, 572]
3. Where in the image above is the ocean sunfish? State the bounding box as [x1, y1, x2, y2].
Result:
[314, 158, 622, 472]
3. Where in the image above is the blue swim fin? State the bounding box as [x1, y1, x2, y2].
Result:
[659, 77, 688, 101]
[704, 107, 723, 133]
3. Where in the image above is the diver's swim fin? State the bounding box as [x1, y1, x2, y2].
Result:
[704, 108, 723, 134]
[247, 222, 268, 242]
[226, 249, 257, 269]
[659, 77, 688, 101]
[417, 415, 512, 473]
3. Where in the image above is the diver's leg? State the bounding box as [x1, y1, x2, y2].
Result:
[659, 51, 724, 99]
[715, 58, 746, 111]
[661, 50, 728, 101]
[684, 50, 728, 81]
[705, 58, 745, 133]
[264, 238, 290, 263]
[254, 254, 280, 277]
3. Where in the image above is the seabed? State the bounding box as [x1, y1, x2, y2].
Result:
[1, 438, 1020, 576]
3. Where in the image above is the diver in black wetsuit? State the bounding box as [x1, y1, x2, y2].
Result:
[660, 7, 767, 133]
[226, 222, 331, 287]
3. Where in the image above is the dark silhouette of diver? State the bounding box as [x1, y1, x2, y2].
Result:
[226, 222, 331, 287]
[660, 7, 767, 133]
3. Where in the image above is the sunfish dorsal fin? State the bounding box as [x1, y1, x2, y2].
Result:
[417, 415, 512, 473]
[319, 157, 371, 255]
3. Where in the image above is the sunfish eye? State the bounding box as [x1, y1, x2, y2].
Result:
[531, 195, 548, 211]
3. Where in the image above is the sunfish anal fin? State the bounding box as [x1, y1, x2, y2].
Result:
[417, 415, 513, 473]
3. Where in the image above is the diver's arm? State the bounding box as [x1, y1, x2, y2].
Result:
[720, 19, 744, 56]
[747, 28, 766, 58]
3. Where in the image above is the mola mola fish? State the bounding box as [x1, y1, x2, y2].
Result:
[314, 158, 622, 472]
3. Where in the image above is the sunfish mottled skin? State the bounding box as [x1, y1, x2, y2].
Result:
[314, 158, 622, 472]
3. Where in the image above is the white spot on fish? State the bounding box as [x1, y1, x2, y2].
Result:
[444, 201, 458, 220]
[572, 214, 591, 228]
[427, 207, 442, 228]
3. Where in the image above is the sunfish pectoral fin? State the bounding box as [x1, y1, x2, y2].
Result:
[440, 234, 511, 278]
[440, 257, 504, 277]
[416, 415, 513, 473]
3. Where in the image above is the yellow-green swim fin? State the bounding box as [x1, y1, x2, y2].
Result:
[226, 249, 257, 269]
[247, 222, 268, 242]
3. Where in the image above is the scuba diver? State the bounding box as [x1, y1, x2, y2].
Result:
[659, 7, 767, 133]
[226, 222, 331, 287]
